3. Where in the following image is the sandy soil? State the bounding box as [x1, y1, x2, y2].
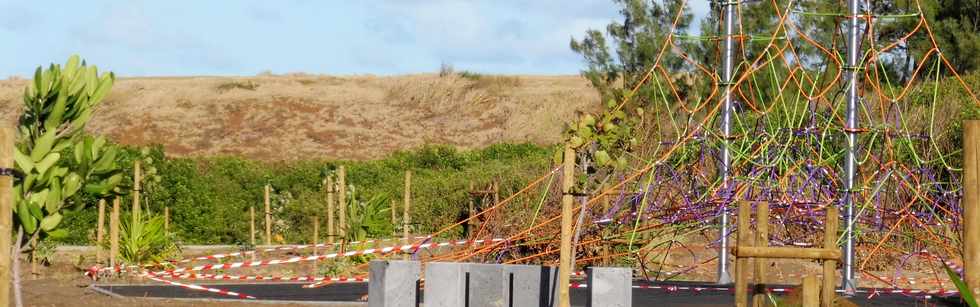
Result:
[0, 73, 598, 160]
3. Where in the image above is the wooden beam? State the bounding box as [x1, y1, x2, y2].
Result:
[802, 275, 819, 307]
[557, 145, 575, 307]
[965, 120, 980, 301]
[96, 199, 106, 264]
[402, 170, 411, 260]
[264, 184, 271, 245]
[326, 176, 334, 244]
[735, 201, 751, 307]
[0, 124, 14, 306]
[110, 197, 120, 267]
[164, 206, 169, 232]
[250, 206, 256, 246]
[752, 202, 769, 307]
[338, 166, 347, 241]
[822, 205, 839, 307]
[132, 161, 141, 223]
[736, 247, 840, 260]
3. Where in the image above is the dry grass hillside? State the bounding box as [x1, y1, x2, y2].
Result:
[0, 73, 598, 160]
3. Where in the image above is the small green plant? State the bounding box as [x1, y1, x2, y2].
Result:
[458, 70, 483, 80]
[117, 213, 180, 265]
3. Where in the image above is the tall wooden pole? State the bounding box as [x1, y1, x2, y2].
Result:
[802, 275, 819, 307]
[0, 125, 14, 306]
[96, 199, 106, 263]
[752, 202, 769, 307]
[132, 161, 141, 224]
[163, 206, 169, 232]
[264, 184, 271, 246]
[557, 145, 575, 307]
[402, 170, 412, 260]
[326, 176, 335, 244]
[966, 120, 980, 301]
[250, 206, 256, 246]
[735, 201, 752, 307]
[110, 197, 120, 267]
[312, 215, 319, 274]
[467, 182, 475, 236]
[822, 205, 839, 307]
[390, 199, 397, 236]
[338, 166, 347, 241]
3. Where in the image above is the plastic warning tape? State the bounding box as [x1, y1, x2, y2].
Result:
[567, 282, 956, 297]
[162, 272, 369, 283]
[91, 237, 436, 275]
[158, 238, 505, 275]
[143, 272, 257, 299]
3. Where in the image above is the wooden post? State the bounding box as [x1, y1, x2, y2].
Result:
[110, 197, 120, 268]
[132, 161, 141, 224]
[326, 176, 335, 244]
[390, 199, 397, 236]
[312, 215, 319, 274]
[557, 145, 575, 307]
[96, 199, 106, 263]
[822, 205, 839, 307]
[735, 201, 752, 307]
[802, 275, 819, 307]
[250, 206, 256, 246]
[752, 202, 769, 307]
[163, 206, 169, 232]
[965, 120, 980, 300]
[0, 125, 14, 306]
[402, 170, 412, 260]
[467, 182, 475, 236]
[264, 184, 271, 246]
[338, 166, 347, 241]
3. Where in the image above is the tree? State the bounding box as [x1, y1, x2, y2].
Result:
[12, 56, 123, 307]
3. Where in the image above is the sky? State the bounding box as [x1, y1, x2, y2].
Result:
[0, 1, 709, 77]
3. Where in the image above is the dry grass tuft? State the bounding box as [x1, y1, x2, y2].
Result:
[215, 80, 259, 92]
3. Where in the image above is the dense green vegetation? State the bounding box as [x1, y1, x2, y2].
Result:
[55, 143, 554, 245]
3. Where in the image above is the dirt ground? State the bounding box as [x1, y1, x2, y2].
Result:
[0, 73, 598, 161]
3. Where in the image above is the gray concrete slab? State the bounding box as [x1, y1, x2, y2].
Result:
[586, 267, 632, 307]
[368, 260, 420, 307]
[423, 262, 466, 307]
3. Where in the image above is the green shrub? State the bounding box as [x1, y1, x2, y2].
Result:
[54, 143, 553, 245]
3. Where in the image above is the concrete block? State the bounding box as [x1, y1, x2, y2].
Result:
[503, 264, 543, 307]
[468, 263, 508, 307]
[368, 260, 420, 307]
[586, 267, 632, 307]
[423, 262, 466, 307]
[540, 265, 559, 307]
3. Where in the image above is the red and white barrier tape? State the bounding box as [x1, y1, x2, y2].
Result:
[567, 282, 956, 298]
[90, 237, 438, 275]
[157, 238, 504, 275]
[143, 272, 257, 299]
[162, 272, 368, 283]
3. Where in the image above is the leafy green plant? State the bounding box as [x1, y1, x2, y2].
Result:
[343, 187, 394, 242]
[945, 263, 978, 307]
[117, 213, 180, 265]
[11, 55, 121, 307]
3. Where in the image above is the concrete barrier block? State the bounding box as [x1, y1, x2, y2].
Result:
[504, 264, 543, 307]
[423, 262, 466, 307]
[369, 260, 420, 307]
[540, 265, 559, 307]
[468, 263, 508, 307]
[586, 267, 632, 307]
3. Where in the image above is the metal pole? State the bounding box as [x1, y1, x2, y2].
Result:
[717, 0, 737, 285]
[842, 0, 861, 295]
